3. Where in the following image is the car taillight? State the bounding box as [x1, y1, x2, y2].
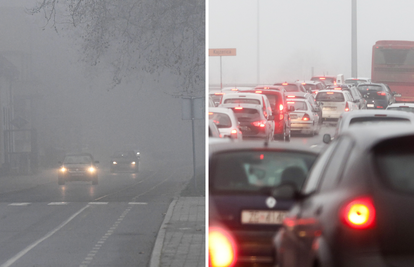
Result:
[279, 114, 284, 120]
[234, 107, 243, 110]
[345, 102, 350, 112]
[252, 120, 266, 127]
[255, 90, 262, 94]
[279, 104, 284, 111]
[302, 114, 310, 121]
[341, 197, 376, 229]
[209, 227, 236, 267]
[287, 95, 295, 98]
[230, 129, 238, 138]
[377, 91, 386, 96]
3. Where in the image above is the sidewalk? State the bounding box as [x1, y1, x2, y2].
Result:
[150, 197, 206, 267]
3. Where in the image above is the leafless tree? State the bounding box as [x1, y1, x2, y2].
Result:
[29, 0, 205, 96]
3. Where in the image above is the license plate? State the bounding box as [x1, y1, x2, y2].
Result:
[290, 114, 297, 119]
[241, 210, 287, 225]
[240, 126, 250, 131]
[367, 104, 374, 107]
[323, 106, 336, 111]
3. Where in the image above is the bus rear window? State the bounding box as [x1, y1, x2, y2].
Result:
[374, 48, 414, 66]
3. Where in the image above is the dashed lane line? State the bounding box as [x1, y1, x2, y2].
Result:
[8, 203, 30, 206]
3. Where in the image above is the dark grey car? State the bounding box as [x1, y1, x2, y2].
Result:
[357, 83, 396, 109]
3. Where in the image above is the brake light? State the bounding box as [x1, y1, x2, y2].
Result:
[255, 90, 262, 94]
[302, 83, 306, 85]
[287, 102, 295, 104]
[231, 129, 238, 138]
[208, 112, 214, 115]
[334, 87, 341, 90]
[327, 92, 334, 94]
[377, 91, 386, 96]
[377, 106, 383, 109]
[231, 88, 238, 91]
[279, 104, 284, 111]
[302, 114, 310, 121]
[209, 227, 237, 267]
[282, 82, 288, 85]
[341, 197, 376, 229]
[215, 92, 224, 95]
[234, 107, 243, 110]
[287, 95, 295, 98]
[252, 120, 266, 127]
[279, 114, 284, 120]
[345, 102, 350, 112]
[319, 77, 326, 80]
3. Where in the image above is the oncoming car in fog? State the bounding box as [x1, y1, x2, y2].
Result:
[58, 153, 99, 185]
[110, 151, 140, 173]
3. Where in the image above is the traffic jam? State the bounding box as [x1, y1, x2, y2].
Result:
[208, 40, 414, 267]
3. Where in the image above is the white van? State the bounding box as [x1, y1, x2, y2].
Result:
[336, 74, 345, 85]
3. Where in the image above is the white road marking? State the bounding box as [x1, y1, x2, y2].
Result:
[0, 205, 89, 267]
[8, 203, 31, 206]
[310, 145, 318, 148]
[48, 202, 68, 205]
[128, 202, 147, 205]
[88, 202, 108, 205]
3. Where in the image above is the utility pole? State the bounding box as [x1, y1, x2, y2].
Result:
[351, 0, 358, 78]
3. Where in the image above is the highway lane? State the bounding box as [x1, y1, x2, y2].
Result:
[0, 159, 193, 267]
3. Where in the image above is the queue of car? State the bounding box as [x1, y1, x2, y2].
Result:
[209, 75, 414, 267]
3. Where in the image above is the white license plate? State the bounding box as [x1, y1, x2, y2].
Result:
[323, 106, 336, 111]
[290, 114, 297, 119]
[241, 210, 287, 225]
[367, 104, 374, 107]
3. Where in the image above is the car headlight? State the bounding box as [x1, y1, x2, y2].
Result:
[131, 162, 136, 165]
[88, 167, 96, 173]
[136, 152, 140, 155]
[60, 167, 66, 172]
[112, 161, 117, 165]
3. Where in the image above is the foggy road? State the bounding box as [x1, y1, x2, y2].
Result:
[0, 159, 193, 267]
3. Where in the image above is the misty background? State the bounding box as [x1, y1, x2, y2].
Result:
[209, 0, 414, 85]
[0, 0, 205, 173]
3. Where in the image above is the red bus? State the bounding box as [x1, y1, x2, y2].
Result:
[372, 40, 414, 102]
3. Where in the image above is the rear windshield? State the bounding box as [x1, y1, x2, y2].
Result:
[275, 84, 299, 92]
[263, 94, 278, 111]
[374, 136, 414, 194]
[303, 84, 317, 90]
[209, 113, 232, 128]
[349, 117, 410, 126]
[224, 98, 260, 105]
[232, 108, 261, 122]
[287, 101, 308, 111]
[210, 151, 316, 194]
[311, 77, 335, 85]
[357, 85, 383, 91]
[315, 92, 345, 102]
[387, 107, 414, 113]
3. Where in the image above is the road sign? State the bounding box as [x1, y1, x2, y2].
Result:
[209, 48, 236, 56]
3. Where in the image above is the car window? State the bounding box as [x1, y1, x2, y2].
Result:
[278, 84, 300, 92]
[357, 85, 383, 91]
[209, 113, 232, 128]
[319, 137, 354, 192]
[374, 135, 414, 194]
[232, 108, 261, 121]
[315, 92, 345, 102]
[387, 107, 414, 113]
[349, 117, 410, 126]
[210, 151, 317, 193]
[287, 101, 307, 111]
[263, 94, 278, 112]
[302, 142, 337, 194]
[64, 155, 92, 164]
[224, 98, 260, 105]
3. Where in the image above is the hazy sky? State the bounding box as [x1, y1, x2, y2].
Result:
[208, 0, 414, 86]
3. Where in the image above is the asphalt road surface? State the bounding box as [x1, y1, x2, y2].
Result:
[0, 159, 192, 267]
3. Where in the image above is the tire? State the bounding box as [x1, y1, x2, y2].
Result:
[285, 130, 291, 142]
[58, 177, 65, 185]
[92, 177, 98, 185]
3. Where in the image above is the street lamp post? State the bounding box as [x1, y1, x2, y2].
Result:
[257, 0, 260, 85]
[351, 0, 358, 78]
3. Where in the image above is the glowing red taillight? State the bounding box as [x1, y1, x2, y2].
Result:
[234, 107, 243, 110]
[345, 102, 350, 112]
[287, 95, 295, 98]
[282, 82, 288, 85]
[209, 227, 237, 267]
[252, 120, 266, 127]
[279, 104, 284, 111]
[255, 90, 262, 94]
[319, 77, 326, 80]
[341, 197, 376, 229]
[377, 91, 386, 96]
[302, 114, 310, 121]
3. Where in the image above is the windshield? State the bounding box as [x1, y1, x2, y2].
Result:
[387, 107, 414, 113]
[349, 117, 410, 126]
[64, 155, 92, 164]
[112, 151, 135, 158]
[277, 84, 299, 92]
[211, 151, 316, 193]
[287, 101, 308, 111]
[316, 92, 345, 102]
[224, 98, 260, 105]
[357, 85, 384, 91]
[232, 108, 261, 122]
[209, 113, 232, 128]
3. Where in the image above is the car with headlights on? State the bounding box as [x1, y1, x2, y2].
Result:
[274, 124, 414, 267]
[110, 151, 140, 173]
[58, 153, 99, 185]
[210, 141, 318, 267]
[287, 99, 321, 136]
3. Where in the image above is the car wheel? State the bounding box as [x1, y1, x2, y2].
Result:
[58, 177, 65, 185]
[92, 177, 98, 185]
[284, 128, 291, 142]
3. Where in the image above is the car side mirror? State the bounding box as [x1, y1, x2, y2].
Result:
[323, 134, 332, 144]
[289, 106, 295, 112]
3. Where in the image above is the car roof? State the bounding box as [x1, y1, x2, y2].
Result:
[356, 83, 385, 87]
[339, 124, 414, 151]
[254, 85, 284, 91]
[209, 107, 235, 115]
[222, 92, 265, 100]
[387, 103, 414, 108]
[219, 103, 264, 110]
[209, 140, 319, 157]
[317, 89, 346, 94]
[340, 109, 414, 121]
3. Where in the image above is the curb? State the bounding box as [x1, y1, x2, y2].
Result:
[149, 198, 177, 267]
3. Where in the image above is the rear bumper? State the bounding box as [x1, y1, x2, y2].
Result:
[322, 110, 342, 119]
[291, 121, 314, 133]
